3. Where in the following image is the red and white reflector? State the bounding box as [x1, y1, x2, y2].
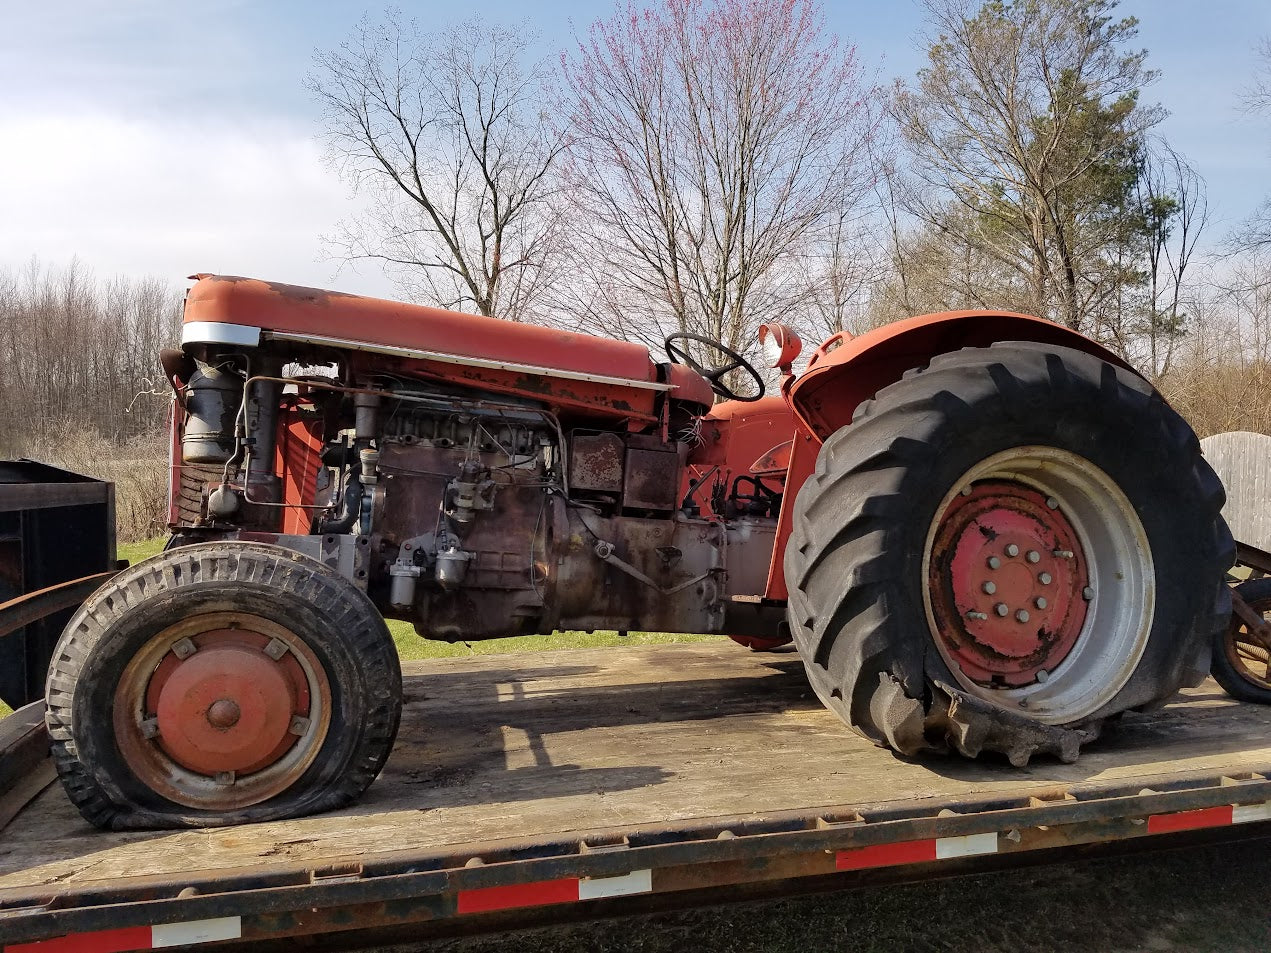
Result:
[836, 832, 998, 871]
[457, 869, 653, 914]
[1147, 799, 1271, 834]
[5, 917, 240, 953]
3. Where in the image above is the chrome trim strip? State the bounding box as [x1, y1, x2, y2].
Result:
[263, 330, 673, 391]
[181, 321, 262, 347]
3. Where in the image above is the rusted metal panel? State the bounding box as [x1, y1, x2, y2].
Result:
[0, 464, 115, 709]
[568, 432, 624, 495]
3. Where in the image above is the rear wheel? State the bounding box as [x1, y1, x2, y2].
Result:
[785, 343, 1232, 765]
[46, 541, 402, 829]
[1213, 577, 1271, 704]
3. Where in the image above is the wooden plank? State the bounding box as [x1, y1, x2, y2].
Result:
[1201, 431, 1271, 553]
[2, 642, 1271, 892]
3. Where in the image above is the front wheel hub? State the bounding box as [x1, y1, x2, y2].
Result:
[930, 481, 1090, 686]
[149, 633, 306, 776]
[114, 612, 331, 810]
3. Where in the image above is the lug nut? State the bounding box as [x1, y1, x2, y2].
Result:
[1016, 609, 1030, 623]
[960, 485, 973, 496]
[987, 556, 1001, 570]
[1039, 572, 1053, 585]
[982, 581, 997, 594]
[1037, 669, 1050, 683]
[1035, 597, 1047, 610]
[1046, 497, 1059, 509]
[1053, 549, 1074, 559]
[1026, 550, 1040, 564]
[1005, 544, 1020, 557]
[966, 611, 988, 621]
[1083, 586, 1094, 600]
[995, 603, 1009, 617]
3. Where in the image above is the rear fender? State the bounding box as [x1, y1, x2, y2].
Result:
[764, 311, 1140, 600]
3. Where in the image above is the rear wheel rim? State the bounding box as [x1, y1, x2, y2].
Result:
[922, 446, 1154, 724]
[113, 611, 332, 810]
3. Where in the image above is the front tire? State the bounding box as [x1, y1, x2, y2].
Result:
[46, 541, 402, 829]
[785, 343, 1232, 765]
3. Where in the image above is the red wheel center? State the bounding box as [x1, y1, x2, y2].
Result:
[147, 631, 310, 777]
[930, 481, 1090, 686]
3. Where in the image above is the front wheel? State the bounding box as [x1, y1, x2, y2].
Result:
[46, 541, 402, 829]
[785, 343, 1232, 766]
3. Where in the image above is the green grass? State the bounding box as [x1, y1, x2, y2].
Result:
[117, 537, 716, 661]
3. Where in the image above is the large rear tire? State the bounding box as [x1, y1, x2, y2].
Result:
[46, 541, 402, 829]
[785, 343, 1232, 765]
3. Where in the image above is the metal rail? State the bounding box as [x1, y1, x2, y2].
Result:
[0, 573, 116, 641]
[1, 763, 1270, 949]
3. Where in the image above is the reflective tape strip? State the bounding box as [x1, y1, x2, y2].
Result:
[457, 869, 655, 914]
[836, 831, 999, 871]
[1233, 800, 1271, 823]
[4, 917, 241, 953]
[1146, 805, 1233, 834]
[578, 869, 652, 900]
[836, 839, 938, 870]
[150, 918, 241, 948]
[457, 878, 578, 914]
[5, 927, 152, 953]
[935, 832, 999, 860]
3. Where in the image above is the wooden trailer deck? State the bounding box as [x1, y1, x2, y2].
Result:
[3, 640, 1271, 895]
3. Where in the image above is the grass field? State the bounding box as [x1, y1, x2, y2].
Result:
[116, 538, 715, 661]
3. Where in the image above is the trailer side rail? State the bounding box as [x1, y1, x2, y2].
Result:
[3, 765, 1271, 950]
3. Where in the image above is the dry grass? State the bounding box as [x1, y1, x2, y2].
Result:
[19, 421, 169, 543]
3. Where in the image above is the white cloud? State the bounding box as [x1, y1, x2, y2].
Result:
[0, 110, 394, 297]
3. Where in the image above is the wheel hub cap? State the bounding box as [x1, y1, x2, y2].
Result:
[147, 630, 310, 777]
[930, 481, 1090, 686]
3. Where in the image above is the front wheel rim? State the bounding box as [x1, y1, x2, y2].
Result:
[112, 611, 332, 810]
[922, 446, 1154, 724]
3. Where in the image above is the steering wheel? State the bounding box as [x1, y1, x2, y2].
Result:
[664, 333, 765, 403]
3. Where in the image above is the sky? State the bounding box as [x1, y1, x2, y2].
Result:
[1, 0, 1268, 300]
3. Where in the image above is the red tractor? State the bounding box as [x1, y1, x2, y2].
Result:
[46, 276, 1231, 829]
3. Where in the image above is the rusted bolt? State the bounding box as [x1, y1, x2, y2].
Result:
[1035, 597, 1047, 610]
[1053, 550, 1074, 559]
[1005, 544, 1020, 557]
[966, 611, 988, 621]
[1039, 572, 1053, 585]
[1026, 550, 1040, 564]
[172, 637, 197, 660]
[995, 603, 1009, 617]
[960, 486, 973, 496]
[214, 771, 236, 786]
[1083, 586, 1094, 600]
[264, 638, 290, 661]
[982, 581, 997, 595]
[987, 556, 1001, 570]
[1016, 609, 1030, 623]
[1046, 497, 1059, 509]
[1037, 669, 1050, 683]
[289, 715, 311, 736]
[139, 717, 160, 739]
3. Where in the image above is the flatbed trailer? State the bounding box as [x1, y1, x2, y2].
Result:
[2, 640, 1271, 952]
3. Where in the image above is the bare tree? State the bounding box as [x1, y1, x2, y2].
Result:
[310, 13, 565, 320]
[894, 0, 1165, 333]
[555, 0, 881, 360]
[1129, 143, 1207, 378]
[1233, 38, 1271, 251]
